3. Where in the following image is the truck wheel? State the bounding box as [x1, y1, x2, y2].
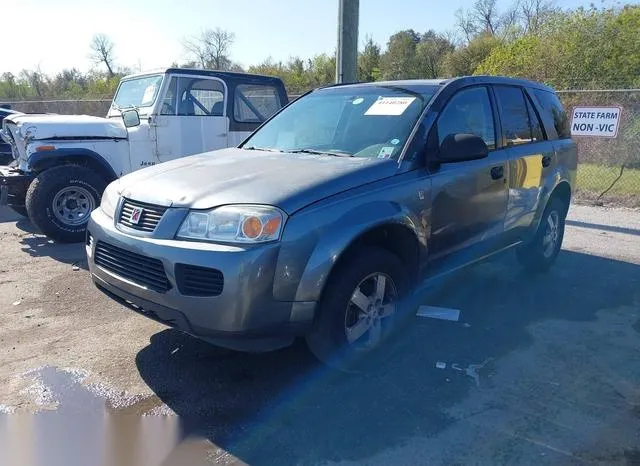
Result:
[516, 197, 567, 274]
[9, 205, 28, 217]
[25, 165, 107, 243]
[306, 247, 408, 369]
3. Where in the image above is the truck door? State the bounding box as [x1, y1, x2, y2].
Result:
[492, 85, 553, 240]
[153, 75, 229, 163]
[428, 85, 509, 266]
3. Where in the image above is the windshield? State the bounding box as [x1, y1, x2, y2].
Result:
[112, 74, 163, 112]
[242, 85, 437, 159]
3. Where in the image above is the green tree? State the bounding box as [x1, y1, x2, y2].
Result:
[380, 30, 421, 79]
[442, 33, 501, 76]
[415, 31, 455, 78]
[358, 36, 381, 82]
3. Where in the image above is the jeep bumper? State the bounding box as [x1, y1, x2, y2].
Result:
[0, 165, 32, 207]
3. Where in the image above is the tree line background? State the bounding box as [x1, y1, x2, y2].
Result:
[0, 0, 638, 102]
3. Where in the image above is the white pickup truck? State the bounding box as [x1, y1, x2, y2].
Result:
[0, 68, 288, 242]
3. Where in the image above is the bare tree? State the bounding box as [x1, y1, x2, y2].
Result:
[182, 28, 235, 70]
[520, 0, 557, 34]
[89, 34, 116, 77]
[472, 0, 501, 35]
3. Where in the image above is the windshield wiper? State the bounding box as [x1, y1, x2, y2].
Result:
[288, 149, 353, 157]
[243, 146, 283, 152]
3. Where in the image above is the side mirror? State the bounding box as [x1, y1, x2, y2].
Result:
[438, 133, 489, 163]
[122, 108, 140, 128]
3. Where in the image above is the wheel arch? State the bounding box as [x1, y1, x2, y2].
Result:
[28, 148, 118, 184]
[314, 222, 421, 311]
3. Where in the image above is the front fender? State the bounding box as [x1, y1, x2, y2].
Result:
[27, 147, 117, 180]
[273, 199, 426, 304]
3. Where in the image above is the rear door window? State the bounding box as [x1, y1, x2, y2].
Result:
[493, 86, 533, 147]
[532, 89, 571, 139]
[234, 84, 282, 123]
[525, 95, 545, 142]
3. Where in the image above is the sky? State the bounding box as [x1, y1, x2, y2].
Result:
[2, 0, 619, 76]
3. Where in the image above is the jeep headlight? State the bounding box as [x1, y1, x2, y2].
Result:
[177, 205, 286, 244]
[100, 181, 120, 219]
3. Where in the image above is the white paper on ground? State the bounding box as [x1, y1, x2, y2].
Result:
[416, 305, 461, 321]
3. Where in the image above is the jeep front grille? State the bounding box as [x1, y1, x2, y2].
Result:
[118, 199, 167, 232]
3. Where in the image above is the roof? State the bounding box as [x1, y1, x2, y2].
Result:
[121, 68, 284, 84]
[319, 75, 555, 93]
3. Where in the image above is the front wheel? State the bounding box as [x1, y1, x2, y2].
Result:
[25, 165, 107, 243]
[516, 197, 567, 273]
[306, 247, 408, 369]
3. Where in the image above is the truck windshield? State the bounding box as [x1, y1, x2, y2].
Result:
[112, 74, 163, 113]
[242, 85, 438, 159]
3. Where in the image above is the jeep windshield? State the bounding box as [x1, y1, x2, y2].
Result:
[111, 74, 163, 115]
[242, 84, 438, 159]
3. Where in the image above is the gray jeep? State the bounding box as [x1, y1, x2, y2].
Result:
[86, 76, 577, 365]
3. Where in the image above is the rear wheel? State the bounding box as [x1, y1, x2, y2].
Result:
[25, 165, 106, 243]
[306, 247, 408, 369]
[516, 196, 567, 273]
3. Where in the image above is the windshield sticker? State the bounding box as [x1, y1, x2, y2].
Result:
[390, 138, 400, 145]
[378, 146, 395, 158]
[352, 97, 364, 105]
[365, 96, 416, 116]
[141, 84, 157, 105]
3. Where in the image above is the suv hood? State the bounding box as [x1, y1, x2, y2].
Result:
[117, 148, 398, 214]
[4, 113, 127, 140]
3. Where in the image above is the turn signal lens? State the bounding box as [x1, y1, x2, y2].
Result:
[242, 216, 263, 239]
[263, 216, 282, 236]
[36, 145, 56, 152]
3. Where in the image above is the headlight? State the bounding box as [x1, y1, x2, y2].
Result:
[177, 205, 286, 244]
[100, 181, 120, 219]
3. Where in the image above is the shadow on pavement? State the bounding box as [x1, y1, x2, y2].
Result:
[566, 219, 640, 236]
[19, 235, 88, 270]
[135, 250, 640, 465]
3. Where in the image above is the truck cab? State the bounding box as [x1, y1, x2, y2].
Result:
[0, 68, 287, 242]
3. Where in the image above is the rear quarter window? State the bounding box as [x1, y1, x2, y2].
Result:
[234, 84, 282, 123]
[532, 89, 571, 140]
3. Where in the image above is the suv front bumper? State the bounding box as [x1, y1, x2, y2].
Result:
[0, 165, 32, 207]
[87, 208, 316, 352]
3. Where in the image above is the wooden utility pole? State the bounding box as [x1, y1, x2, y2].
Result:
[336, 0, 359, 83]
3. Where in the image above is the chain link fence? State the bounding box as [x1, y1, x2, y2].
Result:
[557, 89, 640, 208]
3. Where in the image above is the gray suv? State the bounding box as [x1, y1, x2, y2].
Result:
[86, 76, 577, 365]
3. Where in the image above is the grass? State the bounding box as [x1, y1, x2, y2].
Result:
[576, 163, 640, 196]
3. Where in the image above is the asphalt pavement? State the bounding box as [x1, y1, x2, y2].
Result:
[0, 204, 639, 466]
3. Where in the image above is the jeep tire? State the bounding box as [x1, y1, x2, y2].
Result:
[306, 247, 408, 369]
[516, 196, 567, 274]
[25, 165, 107, 243]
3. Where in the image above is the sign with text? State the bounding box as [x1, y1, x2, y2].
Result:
[571, 106, 622, 138]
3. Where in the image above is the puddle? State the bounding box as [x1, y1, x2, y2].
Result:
[1, 367, 206, 466]
[19, 366, 168, 415]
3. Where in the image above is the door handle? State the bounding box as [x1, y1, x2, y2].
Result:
[490, 165, 504, 180]
[542, 155, 552, 167]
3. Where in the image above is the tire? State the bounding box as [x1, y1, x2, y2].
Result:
[25, 165, 107, 243]
[516, 196, 567, 274]
[9, 205, 28, 217]
[305, 247, 409, 369]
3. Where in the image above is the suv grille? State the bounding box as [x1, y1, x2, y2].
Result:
[118, 199, 167, 232]
[94, 241, 170, 293]
[175, 264, 224, 297]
